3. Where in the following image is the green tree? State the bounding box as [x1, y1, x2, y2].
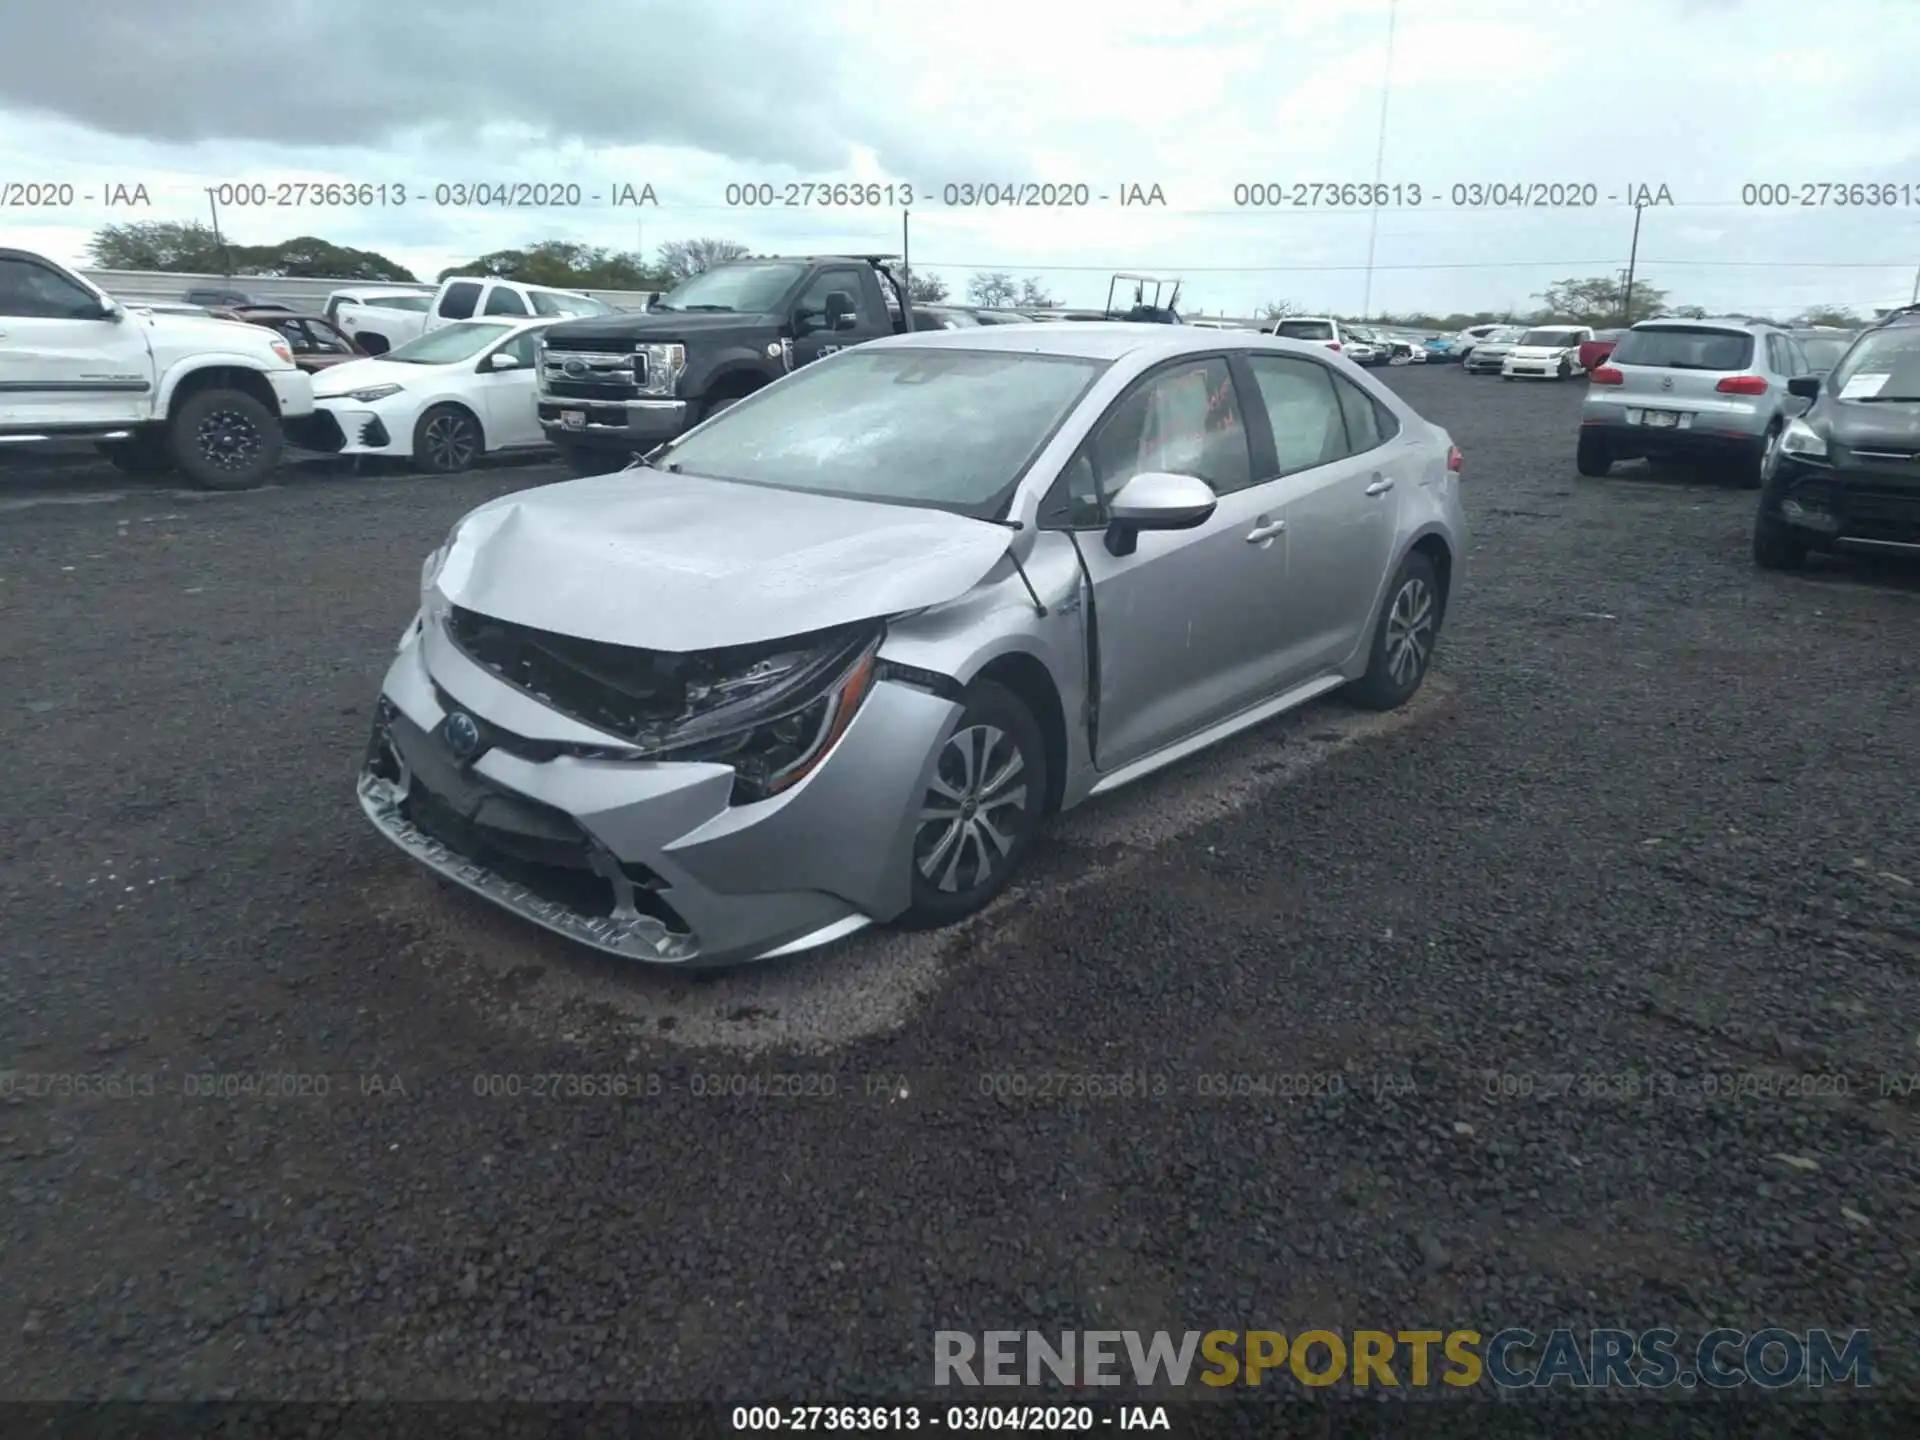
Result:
[907, 272, 949, 303]
[967, 271, 1018, 307]
[85, 221, 416, 281]
[1536, 275, 1670, 325]
[1258, 300, 1301, 321]
[655, 237, 750, 283]
[1795, 305, 1861, 327]
[439, 240, 660, 288]
[1668, 305, 1708, 319]
[1016, 276, 1058, 309]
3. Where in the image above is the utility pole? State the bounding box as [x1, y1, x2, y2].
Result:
[1359, 0, 1398, 321]
[1910, 260, 1918, 305]
[1620, 200, 1645, 324]
[900, 209, 915, 331]
[205, 189, 232, 278]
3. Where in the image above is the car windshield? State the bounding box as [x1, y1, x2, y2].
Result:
[652, 262, 807, 313]
[1610, 326, 1754, 370]
[1276, 319, 1336, 340]
[654, 348, 1106, 517]
[1826, 327, 1920, 402]
[383, 321, 516, 364]
[530, 290, 612, 317]
[1518, 328, 1582, 347]
[1794, 336, 1851, 374]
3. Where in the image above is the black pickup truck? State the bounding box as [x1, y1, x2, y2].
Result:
[536, 254, 916, 473]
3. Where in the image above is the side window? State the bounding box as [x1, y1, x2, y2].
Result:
[1039, 453, 1105, 529]
[269, 318, 315, 353]
[438, 281, 482, 320]
[1244, 354, 1353, 475]
[1786, 337, 1810, 375]
[494, 328, 542, 366]
[1330, 372, 1385, 453]
[794, 268, 879, 332]
[483, 285, 530, 317]
[0, 257, 102, 319]
[1086, 357, 1252, 498]
[307, 320, 355, 354]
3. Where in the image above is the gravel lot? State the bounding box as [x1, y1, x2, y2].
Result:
[2, 367, 1916, 1419]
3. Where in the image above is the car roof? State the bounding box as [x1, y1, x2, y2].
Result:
[861, 323, 1373, 363]
[1633, 317, 1776, 335]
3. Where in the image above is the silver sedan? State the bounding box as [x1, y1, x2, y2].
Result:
[359, 326, 1468, 966]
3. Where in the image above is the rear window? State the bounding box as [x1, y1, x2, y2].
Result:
[1611, 326, 1754, 370]
[1276, 319, 1336, 341]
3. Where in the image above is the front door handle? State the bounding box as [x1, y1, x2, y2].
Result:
[1364, 475, 1394, 495]
[1245, 519, 1286, 543]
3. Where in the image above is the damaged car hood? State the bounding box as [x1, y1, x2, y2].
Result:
[434, 471, 1017, 651]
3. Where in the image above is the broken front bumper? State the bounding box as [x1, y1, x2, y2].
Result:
[357, 618, 963, 967]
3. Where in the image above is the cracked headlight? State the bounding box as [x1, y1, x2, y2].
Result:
[571, 624, 883, 803]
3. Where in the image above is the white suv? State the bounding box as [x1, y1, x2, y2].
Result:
[0, 248, 314, 490]
[1270, 315, 1355, 356]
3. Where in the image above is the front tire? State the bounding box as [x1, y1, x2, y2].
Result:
[1349, 551, 1442, 712]
[901, 682, 1048, 929]
[555, 441, 616, 477]
[169, 388, 281, 491]
[1557, 357, 1572, 379]
[412, 404, 483, 474]
[1752, 509, 1810, 571]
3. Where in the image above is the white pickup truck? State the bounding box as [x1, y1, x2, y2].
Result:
[0, 247, 315, 490]
[328, 277, 614, 355]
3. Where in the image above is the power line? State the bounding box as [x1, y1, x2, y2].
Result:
[916, 258, 1913, 273]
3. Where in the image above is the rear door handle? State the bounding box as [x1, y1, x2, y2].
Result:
[1364, 475, 1394, 495]
[1245, 519, 1286, 543]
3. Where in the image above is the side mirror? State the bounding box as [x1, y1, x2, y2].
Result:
[1787, 376, 1819, 399]
[97, 297, 124, 321]
[1104, 471, 1218, 557]
[824, 291, 857, 330]
[485, 351, 523, 370]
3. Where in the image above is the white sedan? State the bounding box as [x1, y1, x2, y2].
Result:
[300, 319, 556, 472]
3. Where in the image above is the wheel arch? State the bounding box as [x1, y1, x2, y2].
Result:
[415, 398, 489, 455]
[161, 363, 281, 420]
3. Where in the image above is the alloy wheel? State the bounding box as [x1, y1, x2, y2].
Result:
[915, 724, 1029, 895]
[1385, 577, 1435, 687]
[197, 409, 262, 471]
[425, 413, 478, 470]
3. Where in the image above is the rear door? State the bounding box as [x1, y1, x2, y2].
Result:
[1066, 355, 1293, 769]
[0, 254, 151, 428]
[1239, 353, 1406, 676]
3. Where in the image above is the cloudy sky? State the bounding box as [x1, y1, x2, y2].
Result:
[3, 0, 1917, 318]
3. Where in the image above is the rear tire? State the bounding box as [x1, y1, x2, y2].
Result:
[412, 404, 483, 474]
[900, 682, 1048, 929]
[1575, 433, 1613, 477]
[169, 387, 281, 491]
[1349, 551, 1442, 712]
[1752, 510, 1810, 571]
[1739, 423, 1781, 491]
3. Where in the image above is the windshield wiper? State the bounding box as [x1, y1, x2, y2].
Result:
[1852, 394, 1920, 403]
[679, 304, 734, 312]
[650, 302, 679, 311]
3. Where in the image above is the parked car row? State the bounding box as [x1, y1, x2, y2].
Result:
[1569, 308, 1916, 570]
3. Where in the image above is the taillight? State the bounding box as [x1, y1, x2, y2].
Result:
[1715, 374, 1768, 395]
[1447, 444, 1462, 473]
[1590, 365, 1624, 385]
[1327, 341, 1341, 351]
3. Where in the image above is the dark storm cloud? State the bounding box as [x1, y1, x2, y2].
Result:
[0, 0, 991, 176]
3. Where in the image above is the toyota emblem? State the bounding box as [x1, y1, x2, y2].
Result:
[442, 711, 482, 761]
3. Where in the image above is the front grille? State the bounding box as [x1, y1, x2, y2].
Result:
[1842, 482, 1920, 544]
[542, 347, 647, 403]
[543, 337, 635, 355]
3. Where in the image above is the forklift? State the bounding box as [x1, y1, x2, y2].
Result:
[1105, 272, 1183, 323]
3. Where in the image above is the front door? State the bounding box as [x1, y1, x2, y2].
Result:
[0, 255, 151, 429]
[475, 328, 546, 447]
[788, 267, 888, 368]
[1239, 353, 1406, 675]
[1068, 355, 1294, 770]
